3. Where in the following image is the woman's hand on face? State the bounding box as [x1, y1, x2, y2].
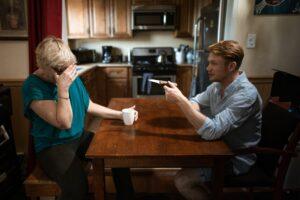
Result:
[55, 65, 77, 92]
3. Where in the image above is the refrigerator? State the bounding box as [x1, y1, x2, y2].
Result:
[190, 0, 227, 97]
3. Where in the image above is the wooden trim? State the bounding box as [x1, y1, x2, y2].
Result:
[0, 79, 25, 85]
[248, 77, 273, 107]
[248, 77, 273, 82]
[0, 79, 30, 154]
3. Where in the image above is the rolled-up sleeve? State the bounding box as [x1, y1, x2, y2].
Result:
[197, 93, 258, 140]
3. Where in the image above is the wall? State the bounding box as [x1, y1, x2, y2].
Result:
[0, 41, 29, 79]
[224, 0, 300, 77]
[70, 31, 193, 57]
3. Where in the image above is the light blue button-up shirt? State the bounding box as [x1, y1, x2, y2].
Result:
[190, 72, 262, 175]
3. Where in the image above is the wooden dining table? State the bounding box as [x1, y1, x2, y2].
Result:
[86, 98, 233, 199]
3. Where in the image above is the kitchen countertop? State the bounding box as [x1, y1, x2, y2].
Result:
[76, 62, 132, 75]
[176, 63, 194, 66]
[76, 62, 193, 76]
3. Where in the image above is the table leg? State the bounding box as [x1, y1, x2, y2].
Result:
[212, 158, 225, 200]
[93, 159, 105, 200]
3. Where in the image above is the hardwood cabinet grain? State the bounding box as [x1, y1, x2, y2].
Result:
[111, 0, 132, 38]
[90, 0, 111, 38]
[80, 68, 98, 102]
[66, 0, 90, 38]
[176, 65, 193, 97]
[132, 0, 175, 5]
[104, 67, 132, 105]
[67, 0, 132, 39]
[81, 67, 132, 106]
[174, 0, 194, 38]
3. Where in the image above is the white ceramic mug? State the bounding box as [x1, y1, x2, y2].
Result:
[122, 108, 136, 125]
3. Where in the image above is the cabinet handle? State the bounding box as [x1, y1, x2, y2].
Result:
[0, 125, 10, 146]
[0, 172, 7, 183]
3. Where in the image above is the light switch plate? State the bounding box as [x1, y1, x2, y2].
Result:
[246, 33, 256, 48]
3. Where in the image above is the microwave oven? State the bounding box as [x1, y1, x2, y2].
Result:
[72, 48, 97, 64]
[131, 5, 176, 30]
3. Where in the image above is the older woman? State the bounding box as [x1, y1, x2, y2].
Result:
[22, 36, 137, 200]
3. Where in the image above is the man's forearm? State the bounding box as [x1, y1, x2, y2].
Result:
[177, 97, 207, 130]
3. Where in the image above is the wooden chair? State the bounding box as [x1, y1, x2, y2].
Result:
[224, 101, 300, 200]
[24, 162, 95, 200]
[24, 131, 96, 200]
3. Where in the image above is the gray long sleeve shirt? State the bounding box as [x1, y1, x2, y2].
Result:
[190, 72, 262, 175]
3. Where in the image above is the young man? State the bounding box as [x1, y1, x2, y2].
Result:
[164, 40, 262, 200]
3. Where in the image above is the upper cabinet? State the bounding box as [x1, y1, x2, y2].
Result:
[174, 0, 194, 38]
[66, 0, 132, 39]
[111, 0, 132, 38]
[90, 0, 110, 38]
[132, 0, 175, 5]
[66, 0, 90, 38]
[66, 0, 197, 39]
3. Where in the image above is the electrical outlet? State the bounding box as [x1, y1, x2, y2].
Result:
[246, 33, 256, 48]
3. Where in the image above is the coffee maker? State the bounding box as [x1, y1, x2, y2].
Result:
[102, 46, 112, 63]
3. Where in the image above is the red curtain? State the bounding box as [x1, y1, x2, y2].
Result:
[27, 0, 62, 174]
[28, 0, 62, 73]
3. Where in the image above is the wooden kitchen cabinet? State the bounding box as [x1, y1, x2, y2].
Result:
[80, 68, 98, 102]
[106, 78, 129, 101]
[66, 0, 90, 38]
[176, 64, 193, 97]
[90, 0, 110, 38]
[132, 0, 175, 5]
[174, 0, 194, 38]
[111, 0, 132, 38]
[132, 0, 153, 5]
[96, 67, 132, 106]
[67, 0, 132, 39]
[81, 67, 132, 106]
[104, 67, 132, 105]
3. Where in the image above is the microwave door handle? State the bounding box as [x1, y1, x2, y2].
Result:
[163, 12, 167, 25]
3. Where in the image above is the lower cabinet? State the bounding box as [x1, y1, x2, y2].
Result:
[81, 65, 193, 105]
[80, 68, 98, 102]
[106, 78, 129, 101]
[81, 66, 132, 107]
[176, 65, 193, 97]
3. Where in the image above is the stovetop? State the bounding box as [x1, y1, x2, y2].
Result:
[131, 47, 176, 75]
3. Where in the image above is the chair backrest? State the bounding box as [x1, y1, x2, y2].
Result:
[257, 102, 300, 177]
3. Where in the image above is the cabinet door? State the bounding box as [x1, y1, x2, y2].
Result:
[156, 0, 175, 5]
[81, 69, 98, 102]
[90, 0, 111, 38]
[132, 0, 154, 5]
[96, 68, 107, 105]
[176, 65, 193, 97]
[174, 0, 194, 38]
[111, 0, 132, 38]
[106, 78, 128, 103]
[133, 0, 174, 5]
[66, 0, 90, 38]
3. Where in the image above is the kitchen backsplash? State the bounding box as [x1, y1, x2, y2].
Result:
[68, 31, 193, 57]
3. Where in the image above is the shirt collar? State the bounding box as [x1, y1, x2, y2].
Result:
[216, 71, 247, 97]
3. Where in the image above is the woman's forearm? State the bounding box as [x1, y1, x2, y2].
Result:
[87, 101, 122, 119]
[56, 90, 73, 129]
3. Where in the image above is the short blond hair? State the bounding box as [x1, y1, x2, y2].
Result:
[209, 40, 244, 69]
[35, 36, 76, 71]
